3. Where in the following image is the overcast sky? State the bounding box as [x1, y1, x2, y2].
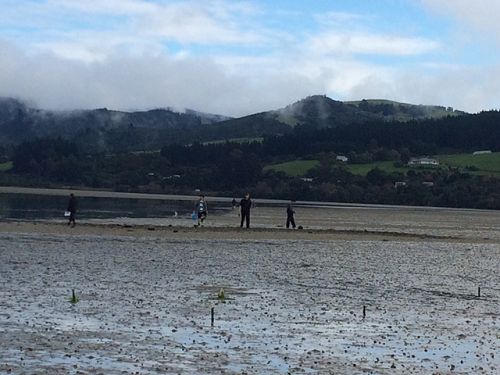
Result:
[1, 0, 499, 116]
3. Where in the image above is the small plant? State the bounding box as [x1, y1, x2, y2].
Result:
[217, 288, 225, 300]
[70, 289, 79, 304]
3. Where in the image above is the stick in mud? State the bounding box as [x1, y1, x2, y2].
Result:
[70, 289, 78, 304]
[363, 305, 366, 319]
[477, 286, 481, 298]
[211, 307, 214, 327]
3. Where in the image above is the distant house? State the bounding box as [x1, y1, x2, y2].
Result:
[472, 150, 492, 155]
[408, 157, 439, 167]
[422, 181, 434, 187]
[336, 155, 348, 162]
[394, 181, 407, 189]
[167, 174, 181, 179]
[300, 177, 314, 182]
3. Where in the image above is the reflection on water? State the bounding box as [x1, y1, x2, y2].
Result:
[0, 193, 231, 221]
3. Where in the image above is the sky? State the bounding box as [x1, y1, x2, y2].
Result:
[1, 0, 500, 117]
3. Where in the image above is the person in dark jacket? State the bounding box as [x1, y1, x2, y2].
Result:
[239, 192, 252, 228]
[286, 201, 296, 229]
[67, 193, 77, 227]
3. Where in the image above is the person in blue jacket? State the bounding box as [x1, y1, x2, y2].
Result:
[195, 194, 208, 226]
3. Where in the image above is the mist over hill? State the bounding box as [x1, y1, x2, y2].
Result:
[2, 95, 500, 209]
[0, 97, 230, 152]
[0, 95, 465, 153]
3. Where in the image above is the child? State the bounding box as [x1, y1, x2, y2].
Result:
[195, 194, 208, 226]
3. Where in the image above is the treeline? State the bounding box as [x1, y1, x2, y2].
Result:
[2, 111, 500, 209]
[261, 111, 500, 157]
[160, 111, 500, 165]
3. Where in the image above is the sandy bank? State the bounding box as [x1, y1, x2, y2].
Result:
[0, 220, 496, 243]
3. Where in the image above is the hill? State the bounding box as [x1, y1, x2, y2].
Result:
[3, 106, 500, 209]
[0, 97, 230, 152]
[0, 95, 467, 153]
[345, 99, 464, 121]
[207, 96, 466, 140]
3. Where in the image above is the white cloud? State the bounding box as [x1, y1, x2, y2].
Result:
[1, 0, 499, 116]
[136, 2, 262, 45]
[421, 0, 500, 38]
[45, 0, 263, 46]
[308, 33, 439, 56]
[347, 63, 500, 112]
[0, 38, 322, 116]
[47, 0, 157, 15]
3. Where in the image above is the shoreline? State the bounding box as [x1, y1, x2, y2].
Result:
[1, 220, 497, 243]
[1, 185, 498, 213]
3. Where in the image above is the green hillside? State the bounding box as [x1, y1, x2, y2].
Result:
[438, 152, 500, 176]
[264, 160, 319, 176]
[345, 99, 464, 122]
[0, 161, 12, 172]
[347, 161, 410, 176]
[264, 152, 500, 178]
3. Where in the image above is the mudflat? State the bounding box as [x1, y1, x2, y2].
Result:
[1, 202, 499, 374]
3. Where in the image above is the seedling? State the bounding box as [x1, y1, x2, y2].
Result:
[70, 289, 79, 304]
[217, 288, 225, 300]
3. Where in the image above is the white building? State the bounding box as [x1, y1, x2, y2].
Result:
[408, 157, 439, 166]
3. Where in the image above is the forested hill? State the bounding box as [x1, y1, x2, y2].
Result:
[0, 97, 230, 152]
[3, 107, 500, 209]
[200, 96, 465, 140]
[0, 96, 465, 153]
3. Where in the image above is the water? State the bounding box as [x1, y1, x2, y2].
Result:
[1, 191, 500, 239]
[0, 193, 232, 221]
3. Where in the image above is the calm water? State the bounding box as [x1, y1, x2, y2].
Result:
[0, 193, 232, 221]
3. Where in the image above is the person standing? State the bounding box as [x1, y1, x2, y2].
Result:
[195, 194, 208, 226]
[239, 192, 252, 228]
[286, 201, 296, 229]
[67, 193, 77, 227]
[231, 198, 237, 209]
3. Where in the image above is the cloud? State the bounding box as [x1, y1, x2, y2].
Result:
[1, 0, 267, 63]
[1, 0, 499, 117]
[0, 38, 322, 117]
[315, 11, 368, 25]
[420, 0, 500, 38]
[308, 33, 439, 56]
[347, 63, 500, 112]
[135, 2, 262, 45]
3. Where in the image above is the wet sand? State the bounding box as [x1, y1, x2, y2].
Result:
[1, 196, 499, 374]
[0, 220, 495, 244]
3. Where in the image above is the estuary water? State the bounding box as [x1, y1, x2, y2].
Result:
[0, 192, 230, 221]
[1, 188, 500, 240]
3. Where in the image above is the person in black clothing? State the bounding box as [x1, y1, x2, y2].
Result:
[286, 201, 296, 229]
[239, 192, 252, 228]
[67, 193, 77, 227]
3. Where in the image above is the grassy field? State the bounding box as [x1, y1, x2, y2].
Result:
[264, 152, 500, 177]
[264, 160, 319, 177]
[203, 137, 264, 145]
[0, 161, 13, 172]
[346, 161, 410, 176]
[438, 152, 500, 176]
